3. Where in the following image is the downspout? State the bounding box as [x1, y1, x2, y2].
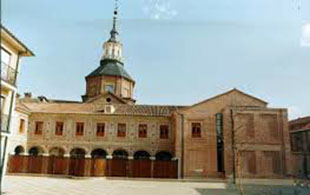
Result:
[176, 110, 185, 179]
[181, 113, 184, 179]
[230, 109, 236, 184]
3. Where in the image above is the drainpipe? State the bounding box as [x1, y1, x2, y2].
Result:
[230, 109, 236, 184]
[176, 111, 185, 179]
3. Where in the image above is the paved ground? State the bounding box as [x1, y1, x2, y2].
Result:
[2, 176, 310, 195]
[2, 176, 225, 195]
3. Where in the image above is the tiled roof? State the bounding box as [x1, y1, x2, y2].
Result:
[289, 116, 310, 125]
[21, 102, 185, 117]
[86, 59, 134, 82]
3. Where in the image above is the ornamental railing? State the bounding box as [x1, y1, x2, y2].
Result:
[1, 113, 10, 133]
[1, 62, 17, 86]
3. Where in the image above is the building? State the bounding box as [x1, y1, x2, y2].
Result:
[7, 4, 292, 179]
[1, 26, 34, 183]
[289, 116, 310, 178]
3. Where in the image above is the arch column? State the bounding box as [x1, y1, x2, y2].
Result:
[128, 156, 134, 160]
[106, 155, 113, 159]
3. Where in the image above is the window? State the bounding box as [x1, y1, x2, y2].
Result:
[192, 122, 201, 138]
[1, 48, 11, 66]
[55, 121, 64, 136]
[19, 119, 25, 133]
[96, 123, 105, 137]
[117, 123, 126, 137]
[105, 84, 115, 93]
[138, 124, 147, 138]
[76, 122, 84, 136]
[160, 125, 169, 139]
[123, 88, 130, 97]
[35, 121, 43, 135]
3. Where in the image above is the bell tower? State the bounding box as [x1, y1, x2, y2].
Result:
[82, 0, 135, 104]
[102, 0, 123, 62]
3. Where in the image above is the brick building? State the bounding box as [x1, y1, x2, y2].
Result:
[7, 3, 292, 179]
[289, 116, 310, 178]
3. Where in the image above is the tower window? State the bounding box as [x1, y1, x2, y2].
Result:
[76, 122, 84, 136]
[192, 122, 202, 138]
[138, 124, 147, 138]
[105, 84, 115, 93]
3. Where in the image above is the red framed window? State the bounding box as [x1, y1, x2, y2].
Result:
[35, 121, 43, 135]
[76, 122, 84, 136]
[192, 123, 202, 138]
[138, 124, 147, 138]
[117, 123, 126, 137]
[55, 121, 64, 136]
[96, 123, 105, 137]
[160, 125, 169, 139]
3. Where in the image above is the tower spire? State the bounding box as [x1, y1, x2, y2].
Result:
[102, 0, 123, 62]
[110, 0, 119, 42]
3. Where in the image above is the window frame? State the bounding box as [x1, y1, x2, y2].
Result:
[55, 121, 64, 136]
[19, 119, 25, 133]
[191, 122, 202, 138]
[96, 123, 105, 137]
[117, 123, 126, 137]
[75, 122, 84, 136]
[104, 84, 115, 93]
[138, 124, 148, 138]
[34, 121, 43, 135]
[1, 47, 11, 66]
[159, 125, 169, 139]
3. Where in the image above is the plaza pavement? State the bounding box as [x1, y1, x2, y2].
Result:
[2, 176, 310, 195]
[2, 176, 225, 195]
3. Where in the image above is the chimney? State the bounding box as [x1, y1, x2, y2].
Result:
[24, 92, 32, 98]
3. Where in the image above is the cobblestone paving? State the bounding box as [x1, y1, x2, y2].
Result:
[2, 176, 225, 195]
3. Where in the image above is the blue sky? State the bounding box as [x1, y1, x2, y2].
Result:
[2, 0, 310, 119]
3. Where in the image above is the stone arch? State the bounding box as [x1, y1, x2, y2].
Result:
[112, 149, 128, 159]
[91, 148, 107, 159]
[155, 151, 172, 161]
[14, 145, 25, 155]
[70, 148, 86, 158]
[28, 146, 45, 156]
[133, 150, 151, 160]
[49, 147, 65, 157]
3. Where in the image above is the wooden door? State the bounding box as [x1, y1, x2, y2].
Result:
[132, 160, 151, 178]
[92, 159, 106, 176]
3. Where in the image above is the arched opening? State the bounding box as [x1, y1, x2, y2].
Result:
[91, 149, 107, 159]
[155, 151, 172, 161]
[28, 146, 44, 156]
[70, 148, 86, 158]
[112, 149, 128, 159]
[14, 145, 25, 155]
[134, 150, 150, 160]
[49, 147, 65, 157]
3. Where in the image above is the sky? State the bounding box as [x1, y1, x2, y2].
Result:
[2, 0, 310, 119]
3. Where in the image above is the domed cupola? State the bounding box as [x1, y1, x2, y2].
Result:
[82, 0, 135, 104]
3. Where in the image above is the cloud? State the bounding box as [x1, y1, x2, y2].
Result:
[301, 23, 310, 47]
[143, 0, 178, 20]
[288, 106, 303, 120]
